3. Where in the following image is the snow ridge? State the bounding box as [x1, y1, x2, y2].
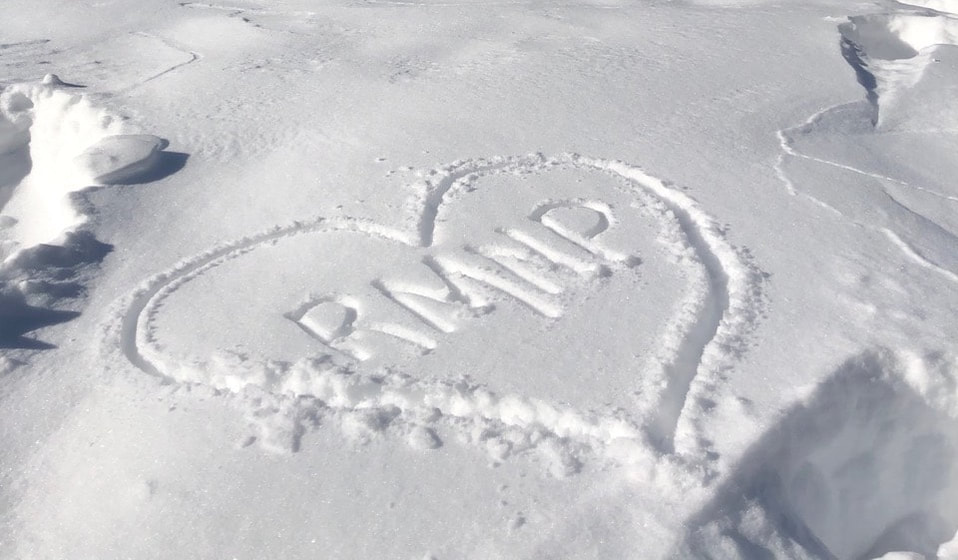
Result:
[752, 6, 958, 555]
[775, 3, 958, 285]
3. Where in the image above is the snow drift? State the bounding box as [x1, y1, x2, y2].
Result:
[680, 350, 958, 559]
[0, 81, 175, 348]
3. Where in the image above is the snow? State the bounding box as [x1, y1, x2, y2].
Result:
[1, 0, 957, 558]
[0, 83, 128, 249]
[75, 134, 169, 185]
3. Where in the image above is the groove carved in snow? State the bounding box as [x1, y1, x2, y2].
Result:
[117, 153, 765, 469]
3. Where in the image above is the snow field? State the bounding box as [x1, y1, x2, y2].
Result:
[1, 0, 957, 558]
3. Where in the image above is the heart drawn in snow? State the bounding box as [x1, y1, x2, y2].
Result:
[119, 153, 762, 464]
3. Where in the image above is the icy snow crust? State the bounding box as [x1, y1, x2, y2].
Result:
[2, 0, 958, 559]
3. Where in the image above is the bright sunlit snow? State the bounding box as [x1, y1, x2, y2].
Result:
[2, 0, 958, 558]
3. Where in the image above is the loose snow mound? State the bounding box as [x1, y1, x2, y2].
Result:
[75, 134, 169, 185]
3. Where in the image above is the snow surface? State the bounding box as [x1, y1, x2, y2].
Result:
[1, 0, 958, 558]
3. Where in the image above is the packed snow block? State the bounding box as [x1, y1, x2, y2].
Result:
[74, 134, 170, 185]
